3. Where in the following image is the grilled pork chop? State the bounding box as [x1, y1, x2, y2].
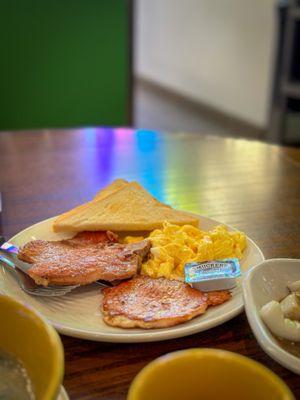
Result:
[102, 275, 230, 329]
[18, 231, 151, 286]
[206, 290, 231, 306]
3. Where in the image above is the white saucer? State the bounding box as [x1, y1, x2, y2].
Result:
[243, 258, 300, 374]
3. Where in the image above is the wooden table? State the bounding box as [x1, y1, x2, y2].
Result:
[0, 128, 300, 399]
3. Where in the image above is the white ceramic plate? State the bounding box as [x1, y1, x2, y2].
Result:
[0, 216, 264, 343]
[243, 258, 300, 374]
[57, 386, 69, 400]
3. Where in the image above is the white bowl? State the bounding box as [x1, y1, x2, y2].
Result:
[243, 258, 300, 374]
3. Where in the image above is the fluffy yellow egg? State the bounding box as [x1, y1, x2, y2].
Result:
[124, 222, 246, 281]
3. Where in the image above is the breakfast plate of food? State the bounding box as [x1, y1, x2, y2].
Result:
[0, 179, 264, 342]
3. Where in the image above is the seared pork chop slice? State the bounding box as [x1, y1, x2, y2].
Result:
[18, 232, 151, 286]
[102, 275, 214, 329]
[19, 231, 118, 264]
[206, 290, 231, 306]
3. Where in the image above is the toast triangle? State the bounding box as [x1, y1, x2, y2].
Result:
[53, 182, 199, 232]
[93, 179, 129, 201]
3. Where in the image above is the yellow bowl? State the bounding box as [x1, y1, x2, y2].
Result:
[0, 295, 64, 400]
[128, 348, 294, 400]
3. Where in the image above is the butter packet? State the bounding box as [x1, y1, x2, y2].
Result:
[185, 258, 241, 291]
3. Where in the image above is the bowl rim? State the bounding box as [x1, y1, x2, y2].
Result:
[243, 258, 300, 375]
[0, 294, 64, 400]
[127, 348, 294, 400]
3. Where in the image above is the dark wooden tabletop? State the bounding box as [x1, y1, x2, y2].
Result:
[0, 128, 300, 399]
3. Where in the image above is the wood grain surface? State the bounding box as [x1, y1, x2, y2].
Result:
[0, 128, 299, 399]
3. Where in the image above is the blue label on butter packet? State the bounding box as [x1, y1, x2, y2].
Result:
[185, 258, 241, 283]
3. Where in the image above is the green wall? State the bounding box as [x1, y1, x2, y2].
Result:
[0, 0, 131, 130]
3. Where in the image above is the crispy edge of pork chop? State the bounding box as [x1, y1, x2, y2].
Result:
[102, 276, 211, 329]
[206, 290, 231, 306]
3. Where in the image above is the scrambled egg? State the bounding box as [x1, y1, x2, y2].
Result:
[125, 222, 246, 281]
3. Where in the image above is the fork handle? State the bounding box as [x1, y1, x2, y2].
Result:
[0, 241, 19, 254]
[0, 247, 19, 259]
[0, 248, 30, 276]
[0, 254, 18, 277]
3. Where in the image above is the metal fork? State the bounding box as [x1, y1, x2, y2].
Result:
[0, 197, 83, 297]
[0, 250, 80, 297]
[0, 246, 111, 296]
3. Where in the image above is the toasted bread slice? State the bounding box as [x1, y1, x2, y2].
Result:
[94, 179, 169, 207]
[93, 179, 129, 201]
[53, 182, 199, 232]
